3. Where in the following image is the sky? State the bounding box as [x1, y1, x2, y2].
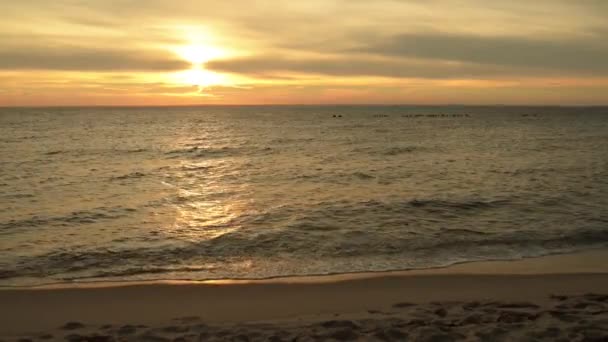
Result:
[1, 0, 607, 106]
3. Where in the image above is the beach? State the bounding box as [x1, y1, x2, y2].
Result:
[2, 250, 608, 341]
[2, 0, 608, 339]
[1, 108, 607, 340]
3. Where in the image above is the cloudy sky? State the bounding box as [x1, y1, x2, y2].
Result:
[1, 0, 607, 106]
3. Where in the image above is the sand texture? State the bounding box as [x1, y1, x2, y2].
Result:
[2, 251, 608, 341]
[2, 293, 608, 341]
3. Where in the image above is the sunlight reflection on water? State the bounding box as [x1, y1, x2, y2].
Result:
[1, 107, 608, 285]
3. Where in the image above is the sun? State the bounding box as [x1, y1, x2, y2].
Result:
[172, 42, 230, 89]
[175, 44, 226, 65]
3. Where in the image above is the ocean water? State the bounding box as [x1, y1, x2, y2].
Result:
[1, 105, 607, 286]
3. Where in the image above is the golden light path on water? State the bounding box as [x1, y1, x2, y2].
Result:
[168, 169, 258, 273]
[162, 133, 253, 244]
[172, 186, 247, 241]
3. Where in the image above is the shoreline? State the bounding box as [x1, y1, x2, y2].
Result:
[1, 249, 608, 339]
[3, 247, 608, 290]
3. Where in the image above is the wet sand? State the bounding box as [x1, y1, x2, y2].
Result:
[1, 250, 608, 341]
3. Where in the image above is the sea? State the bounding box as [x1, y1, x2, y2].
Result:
[1, 105, 607, 286]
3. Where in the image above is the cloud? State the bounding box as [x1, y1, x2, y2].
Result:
[206, 55, 523, 79]
[351, 32, 608, 74]
[206, 44, 608, 80]
[2, 0, 607, 76]
[0, 46, 189, 72]
[1, 0, 608, 105]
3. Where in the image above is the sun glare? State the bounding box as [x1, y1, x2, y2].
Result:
[172, 43, 230, 89]
[176, 45, 226, 65]
[176, 67, 225, 88]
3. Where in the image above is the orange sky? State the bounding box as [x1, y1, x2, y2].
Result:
[1, 1, 607, 106]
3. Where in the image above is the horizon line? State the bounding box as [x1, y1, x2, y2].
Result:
[2, 103, 608, 109]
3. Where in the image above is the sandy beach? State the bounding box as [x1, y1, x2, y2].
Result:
[1, 250, 608, 341]
[2, 0, 608, 339]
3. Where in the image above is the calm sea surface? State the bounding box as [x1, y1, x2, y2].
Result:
[1, 106, 607, 286]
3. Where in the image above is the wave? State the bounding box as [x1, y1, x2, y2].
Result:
[293, 172, 376, 182]
[1, 193, 35, 199]
[178, 165, 213, 172]
[43, 147, 149, 157]
[352, 145, 429, 156]
[44, 150, 66, 155]
[382, 146, 419, 155]
[0, 206, 136, 232]
[407, 198, 510, 210]
[165, 146, 244, 159]
[124, 148, 148, 153]
[3, 226, 607, 284]
[2, 195, 605, 282]
[111, 172, 146, 181]
[269, 137, 315, 144]
[62, 265, 218, 280]
[353, 172, 374, 180]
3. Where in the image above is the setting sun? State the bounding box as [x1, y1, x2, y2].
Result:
[171, 42, 232, 89]
[175, 44, 227, 65]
